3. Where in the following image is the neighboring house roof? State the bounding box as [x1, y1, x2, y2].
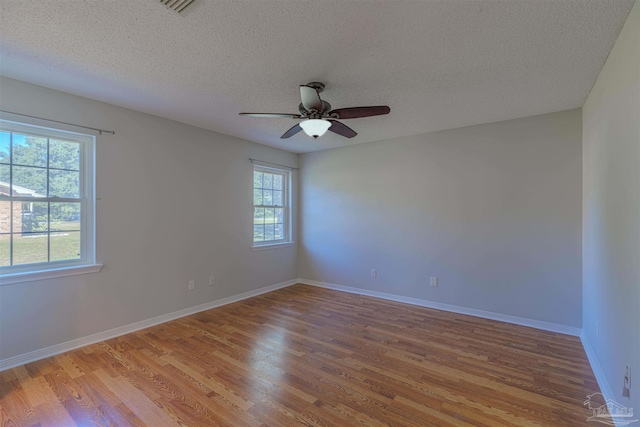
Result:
[0, 181, 46, 198]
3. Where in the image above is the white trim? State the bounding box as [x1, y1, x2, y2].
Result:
[0, 277, 586, 372]
[0, 118, 97, 275]
[0, 263, 103, 285]
[251, 242, 295, 251]
[0, 278, 297, 371]
[580, 334, 617, 410]
[252, 163, 292, 247]
[299, 278, 582, 336]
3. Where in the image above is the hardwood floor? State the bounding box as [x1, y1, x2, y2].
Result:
[1, 284, 600, 426]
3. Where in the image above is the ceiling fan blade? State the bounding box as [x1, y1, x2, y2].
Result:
[240, 113, 302, 118]
[300, 85, 323, 111]
[328, 120, 357, 138]
[329, 106, 390, 119]
[280, 124, 303, 139]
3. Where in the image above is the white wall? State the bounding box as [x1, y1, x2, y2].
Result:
[582, 0, 640, 414]
[299, 109, 583, 328]
[0, 77, 298, 361]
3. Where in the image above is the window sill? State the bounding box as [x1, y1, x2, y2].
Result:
[0, 264, 103, 285]
[251, 242, 295, 251]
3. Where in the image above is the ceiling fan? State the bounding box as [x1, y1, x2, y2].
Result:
[239, 82, 390, 139]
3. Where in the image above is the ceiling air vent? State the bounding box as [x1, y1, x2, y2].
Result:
[158, 0, 198, 14]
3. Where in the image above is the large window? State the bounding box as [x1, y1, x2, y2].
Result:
[253, 163, 291, 247]
[0, 119, 96, 278]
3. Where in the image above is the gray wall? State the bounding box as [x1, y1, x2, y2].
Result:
[582, 0, 639, 412]
[299, 109, 583, 327]
[0, 77, 298, 360]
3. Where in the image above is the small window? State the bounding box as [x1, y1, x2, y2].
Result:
[253, 163, 291, 247]
[0, 119, 96, 276]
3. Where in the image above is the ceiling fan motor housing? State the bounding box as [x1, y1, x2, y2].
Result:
[299, 100, 332, 117]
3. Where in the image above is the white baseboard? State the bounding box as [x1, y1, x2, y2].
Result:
[1, 278, 585, 373]
[298, 278, 582, 337]
[0, 279, 298, 372]
[580, 333, 616, 400]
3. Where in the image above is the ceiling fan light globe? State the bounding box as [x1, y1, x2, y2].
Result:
[300, 119, 331, 138]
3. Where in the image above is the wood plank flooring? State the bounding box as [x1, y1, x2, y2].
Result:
[0, 284, 601, 426]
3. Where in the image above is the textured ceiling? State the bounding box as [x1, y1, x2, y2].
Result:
[0, 0, 635, 153]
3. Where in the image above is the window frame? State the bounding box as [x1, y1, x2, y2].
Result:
[252, 162, 293, 249]
[0, 119, 100, 283]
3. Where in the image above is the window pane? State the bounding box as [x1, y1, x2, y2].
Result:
[253, 189, 263, 205]
[21, 202, 48, 233]
[0, 164, 8, 186]
[264, 224, 275, 240]
[50, 231, 80, 262]
[0, 132, 9, 164]
[264, 208, 275, 226]
[252, 167, 289, 246]
[273, 190, 282, 206]
[0, 120, 94, 273]
[0, 234, 9, 266]
[12, 134, 47, 167]
[254, 207, 265, 225]
[49, 139, 80, 171]
[253, 172, 263, 189]
[51, 202, 81, 230]
[274, 224, 283, 240]
[253, 225, 264, 241]
[0, 200, 12, 234]
[263, 173, 272, 189]
[263, 189, 273, 205]
[13, 232, 48, 265]
[272, 174, 282, 190]
[12, 166, 47, 196]
[49, 170, 80, 198]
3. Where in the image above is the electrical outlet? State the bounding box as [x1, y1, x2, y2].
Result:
[209, 276, 215, 286]
[371, 269, 377, 278]
[188, 280, 195, 291]
[430, 277, 438, 287]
